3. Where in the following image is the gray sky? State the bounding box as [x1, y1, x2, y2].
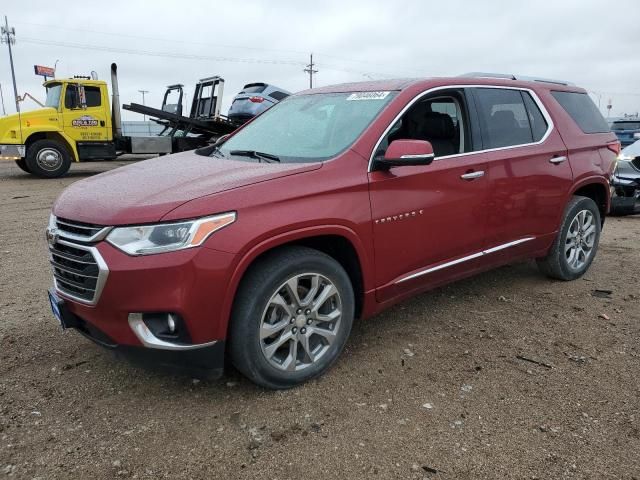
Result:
[1, 0, 639, 119]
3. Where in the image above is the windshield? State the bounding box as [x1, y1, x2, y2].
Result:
[218, 91, 397, 162]
[45, 83, 62, 108]
[612, 121, 640, 131]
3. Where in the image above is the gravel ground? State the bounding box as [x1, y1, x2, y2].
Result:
[0, 159, 639, 480]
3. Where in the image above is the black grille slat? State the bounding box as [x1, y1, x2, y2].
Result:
[49, 239, 99, 302]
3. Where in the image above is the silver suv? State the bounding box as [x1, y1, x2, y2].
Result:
[228, 82, 291, 123]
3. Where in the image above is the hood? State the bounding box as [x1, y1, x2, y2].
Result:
[53, 150, 322, 225]
[0, 108, 59, 144]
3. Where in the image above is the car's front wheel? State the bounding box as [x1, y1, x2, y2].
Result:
[229, 246, 354, 389]
[537, 195, 601, 281]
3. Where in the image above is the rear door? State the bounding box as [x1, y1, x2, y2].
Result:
[470, 87, 572, 252]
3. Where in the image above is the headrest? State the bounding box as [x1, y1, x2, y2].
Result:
[491, 110, 518, 128]
[423, 112, 455, 140]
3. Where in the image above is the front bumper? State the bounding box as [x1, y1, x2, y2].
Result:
[50, 238, 236, 375]
[0, 144, 25, 160]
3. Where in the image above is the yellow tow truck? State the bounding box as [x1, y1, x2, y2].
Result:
[0, 64, 237, 177]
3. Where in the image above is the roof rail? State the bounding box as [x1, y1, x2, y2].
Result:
[459, 72, 574, 86]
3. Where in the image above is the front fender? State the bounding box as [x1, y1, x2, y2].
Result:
[25, 127, 80, 162]
[212, 223, 373, 339]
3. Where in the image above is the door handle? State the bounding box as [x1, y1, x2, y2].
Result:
[460, 170, 485, 180]
[549, 155, 567, 164]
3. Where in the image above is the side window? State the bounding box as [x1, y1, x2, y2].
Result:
[474, 88, 535, 149]
[64, 85, 101, 108]
[522, 93, 548, 142]
[269, 91, 289, 101]
[84, 86, 102, 108]
[550, 91, 609, 134]
[64, 85, 78, 109]
[377, 92, 468, 158]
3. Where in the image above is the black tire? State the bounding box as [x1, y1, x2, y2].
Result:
[14, 159, 31, 173]
[537, 196, 601, 281]
[229, 246, 354, 389]
[25, 139, 72, 178]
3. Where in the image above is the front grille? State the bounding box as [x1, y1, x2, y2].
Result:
[56, 217, 108, 241]
[49, 241, 102, 303]
[632, 157, 640, 171]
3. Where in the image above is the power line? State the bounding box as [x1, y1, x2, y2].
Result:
[14, 20, 405, 72]
[21, 37, 305, 67]
[20, 36, 400, 80]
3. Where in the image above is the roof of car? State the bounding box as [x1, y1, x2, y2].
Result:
[297, 76, 586, 95]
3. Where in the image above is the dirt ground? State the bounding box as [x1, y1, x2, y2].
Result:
[0, 159, 639, 480]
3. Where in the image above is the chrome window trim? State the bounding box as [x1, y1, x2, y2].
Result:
[396, 237, 535, 284]
[50, 238, 109, 306]
[368, 84, 555, 172]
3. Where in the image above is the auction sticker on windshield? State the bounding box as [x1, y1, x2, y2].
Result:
[346, 91, 391, 101]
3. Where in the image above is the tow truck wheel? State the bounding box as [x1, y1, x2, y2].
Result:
[14, 159, 31, 173]
[25, 140, 71, 178]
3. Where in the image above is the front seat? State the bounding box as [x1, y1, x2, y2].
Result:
[422, 112, 457, 157]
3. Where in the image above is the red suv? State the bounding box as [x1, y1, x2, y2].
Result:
[47, 74, 619, 388]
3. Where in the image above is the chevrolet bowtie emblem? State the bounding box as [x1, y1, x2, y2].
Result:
[46, 227, 59, 247]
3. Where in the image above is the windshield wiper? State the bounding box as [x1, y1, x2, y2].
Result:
[229, 150, 281, 163]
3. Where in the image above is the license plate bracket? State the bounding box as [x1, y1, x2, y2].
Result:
[48, 289, 72, 329]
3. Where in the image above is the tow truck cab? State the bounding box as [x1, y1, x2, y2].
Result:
[0, 77, 118, 176]
[0, 64, 235, 178]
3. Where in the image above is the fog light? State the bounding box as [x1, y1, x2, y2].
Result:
[167, 314, 176, 334]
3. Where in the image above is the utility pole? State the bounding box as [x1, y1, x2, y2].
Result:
[1, 16, 19, 114]
[304, 53, 318, 89]
[138, 89, 150, 134]
[0, 83, 6, 116]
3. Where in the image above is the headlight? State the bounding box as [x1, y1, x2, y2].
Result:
[106, 212, 236, 256]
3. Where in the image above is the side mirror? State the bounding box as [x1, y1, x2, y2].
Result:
[373, 139, 435, 170]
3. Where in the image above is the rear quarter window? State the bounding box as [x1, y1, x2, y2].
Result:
[242, 84, 267, 94]
[269, 91, 289, 101]
[551, 91, 610, 134]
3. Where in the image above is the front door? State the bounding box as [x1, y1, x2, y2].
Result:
[368, 90, 490, 302]
[62, 83, 110, 144]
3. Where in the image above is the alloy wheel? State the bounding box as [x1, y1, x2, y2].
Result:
[259, 273, 342, 372]
[565, 209, 596, 270]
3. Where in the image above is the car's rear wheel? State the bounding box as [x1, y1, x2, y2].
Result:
[25, 139, 72, 178]
[537, 196, 601, 281]
[229, 246, 354, 389]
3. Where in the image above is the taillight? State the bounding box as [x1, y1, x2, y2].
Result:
[607, 141, 621, 155]
[248, 96, 264, 103]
